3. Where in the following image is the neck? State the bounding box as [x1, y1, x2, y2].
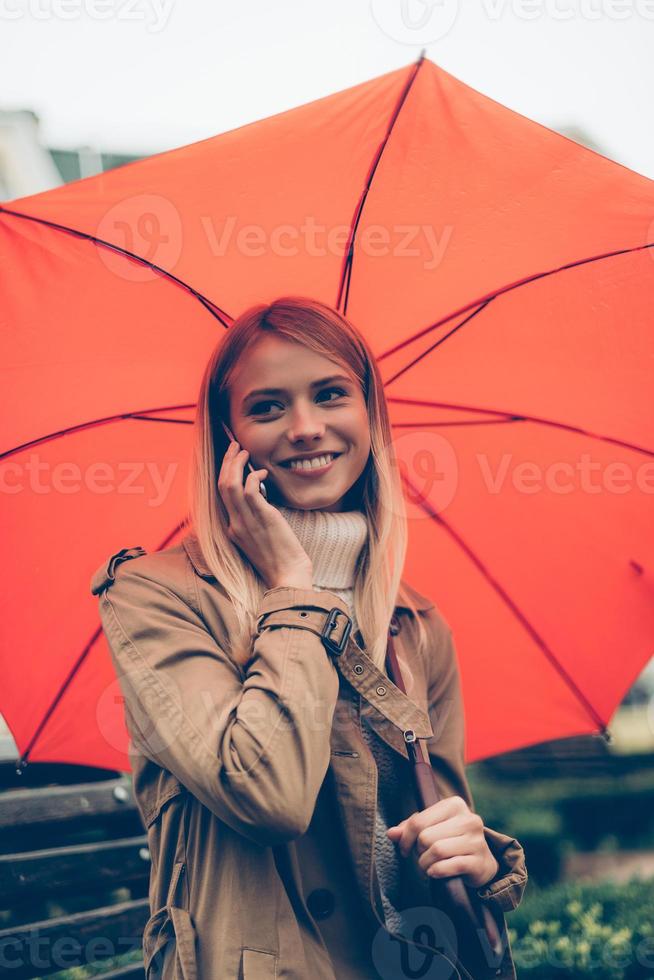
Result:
[276, 504, 369, 589]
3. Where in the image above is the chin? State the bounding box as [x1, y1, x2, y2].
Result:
[283, 486, 348, 509]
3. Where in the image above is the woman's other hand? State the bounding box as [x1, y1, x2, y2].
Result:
[386, 795, 499, 888]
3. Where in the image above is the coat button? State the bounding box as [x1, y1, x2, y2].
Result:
[376, 685, 387, 696]
[307, 888, 335, 920]
[353, 664, 364, 675]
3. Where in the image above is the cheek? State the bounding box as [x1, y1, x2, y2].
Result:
[356, 423, 372, 460]
[349, 407, 370, 449]
[247, 431, 275, 455]
[349, 438, 371, 474]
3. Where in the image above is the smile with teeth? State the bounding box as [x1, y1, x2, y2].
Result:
[283, 453, 339, 473]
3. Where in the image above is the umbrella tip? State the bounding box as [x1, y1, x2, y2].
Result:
[418, 48, 427, 63]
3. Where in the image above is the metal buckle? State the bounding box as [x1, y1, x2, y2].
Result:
[321, 607, 352, 657]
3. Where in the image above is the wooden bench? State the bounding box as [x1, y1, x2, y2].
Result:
[0, 761, 149, 979]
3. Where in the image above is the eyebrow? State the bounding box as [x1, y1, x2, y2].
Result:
[241, 374, 352, 406]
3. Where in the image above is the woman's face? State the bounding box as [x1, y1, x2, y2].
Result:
[226, 335, 371, 512]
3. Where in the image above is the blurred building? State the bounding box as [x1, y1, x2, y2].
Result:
[0, 107, 141, 200]
[0, 109, 62, 199]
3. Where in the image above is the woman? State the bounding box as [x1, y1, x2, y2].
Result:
[91, 296, 527, 979]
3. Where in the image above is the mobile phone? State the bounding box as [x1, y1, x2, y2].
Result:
[220, 419, 268, 500]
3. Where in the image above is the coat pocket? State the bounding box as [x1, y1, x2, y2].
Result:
[241, 947, 278, 979]
[143, 863, 198, 980]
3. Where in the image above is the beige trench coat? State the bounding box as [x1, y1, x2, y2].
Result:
[91, 531, 527, 980]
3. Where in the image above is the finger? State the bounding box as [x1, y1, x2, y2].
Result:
[219, 444, 246, 528]
[417, 832, 476, 875]
[221, 439, 239, 470]
[223, 449, 249, 502]
[425, 855, 476, 879]
[227, 452, 268, 537]
[217, 440, 239, 494]
[413, 815, 474, 857]
[243, 468, 269, 514]
[223, 441, 243, 473]
[390, 802, 448, 858]
[394, 816, 423, 859]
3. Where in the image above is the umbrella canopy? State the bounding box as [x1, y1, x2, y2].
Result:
[1, 54, 653, 772]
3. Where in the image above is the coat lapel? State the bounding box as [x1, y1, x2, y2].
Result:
[328, 617, 434, 929]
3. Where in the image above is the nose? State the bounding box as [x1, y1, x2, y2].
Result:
[286, 401, 326, 443]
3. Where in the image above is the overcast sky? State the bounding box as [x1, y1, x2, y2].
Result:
[1, 0, 653, 179]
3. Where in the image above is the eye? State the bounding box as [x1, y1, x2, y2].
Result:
[248, 387, 347, 417]
[318, 386, 347, 402]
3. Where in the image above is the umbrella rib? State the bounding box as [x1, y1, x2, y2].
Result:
[393, 418, 519, 428]
[0, 205, 234, 328]
[15, 520, 190, 770]
[381, 294, 653, 459]
[387, 395, 654, 459]
[1, 404, 197, 462]
[384, 298, 494, 387]
[402, 471, 610, 738]
[336, 49, 426, 315]
[378, 240, 654, 363]
[14, 622, 105, 772]
[130, 414, 193, 425]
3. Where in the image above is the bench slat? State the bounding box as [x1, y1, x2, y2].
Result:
[1, 835, 149, 904]
[0, 897, 149, 979]
[0, 778, 137, 831]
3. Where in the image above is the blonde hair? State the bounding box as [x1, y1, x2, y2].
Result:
[187, 295, 429, 672]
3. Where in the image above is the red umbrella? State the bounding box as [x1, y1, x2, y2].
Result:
[1, 53, 653, 772]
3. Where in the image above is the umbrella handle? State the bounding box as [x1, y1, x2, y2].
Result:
[386, 627, 506, 980]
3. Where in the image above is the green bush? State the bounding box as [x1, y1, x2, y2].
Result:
[507, 878, 654, 978]
[44, 947, 143, 979]
[467, 766, 654, 885]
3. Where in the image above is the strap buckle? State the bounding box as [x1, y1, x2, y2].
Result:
[321, 607, 352, 658]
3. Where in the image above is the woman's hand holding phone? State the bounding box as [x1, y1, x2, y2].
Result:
[218, 440, 314, 591]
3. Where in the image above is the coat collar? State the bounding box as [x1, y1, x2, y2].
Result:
[181, 529, 434, 611]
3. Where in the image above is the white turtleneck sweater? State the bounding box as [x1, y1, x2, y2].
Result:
[277, 504, 411, 937]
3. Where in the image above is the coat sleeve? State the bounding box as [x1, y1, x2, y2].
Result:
[424, 609, 528, 915]
[96, 559, 348, 847]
